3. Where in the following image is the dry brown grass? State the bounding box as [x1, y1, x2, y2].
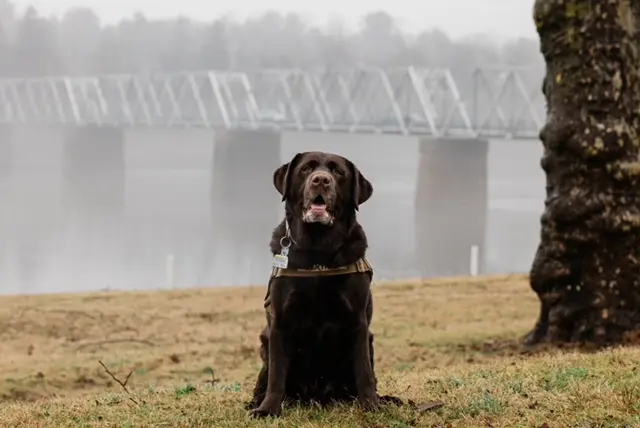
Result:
[0, 274, 639, 427]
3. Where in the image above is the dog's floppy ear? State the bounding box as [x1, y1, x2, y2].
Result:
[348, 160, 373, 210]
[273, 153, 303, 202]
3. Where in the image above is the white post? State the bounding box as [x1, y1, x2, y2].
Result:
[469, 245, 479, 277]
[165, 254, 175, 288]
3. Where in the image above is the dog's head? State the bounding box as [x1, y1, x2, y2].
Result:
[273, 151, 373, 226]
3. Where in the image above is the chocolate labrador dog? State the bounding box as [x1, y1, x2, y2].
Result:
[246, 151, 401, 418]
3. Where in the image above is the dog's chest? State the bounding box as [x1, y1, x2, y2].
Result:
[286, 280, 355, 331]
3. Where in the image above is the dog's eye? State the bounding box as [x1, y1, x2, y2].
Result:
[332, 168, 342, 175]
[301, 165, 312, 173]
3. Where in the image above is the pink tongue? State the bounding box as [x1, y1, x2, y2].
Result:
[310, 204, 326, 214]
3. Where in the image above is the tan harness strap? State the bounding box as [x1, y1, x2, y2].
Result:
[270, 258, 372, 279]
[264, 258, 373, 316]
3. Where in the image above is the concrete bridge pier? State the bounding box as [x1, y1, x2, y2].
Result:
[0, 125, 12, 182]
[1, 125, 69, 293]
[0, 125, 13, 287]
[415, 137, 488, 278]
[62, 126, 125, 289]
[209, 129, 282, 286]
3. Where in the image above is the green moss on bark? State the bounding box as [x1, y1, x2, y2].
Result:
[528, 0, 640, 345]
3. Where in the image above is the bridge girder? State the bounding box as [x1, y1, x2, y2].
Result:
[0, 66, 545, 139]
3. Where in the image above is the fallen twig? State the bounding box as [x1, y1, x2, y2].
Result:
[45, 309, 99, 319]
[205, 367, 220, 386]
[78, 339, 154, 351]
[416, 400, 445, 413]
[98, 360, 140, 405]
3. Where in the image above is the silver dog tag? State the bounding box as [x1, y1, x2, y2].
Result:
[272, 253, 289, 269]
[273, 234, 290, 269]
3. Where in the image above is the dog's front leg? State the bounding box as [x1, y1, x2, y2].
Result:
[353, 313, 380, 411]
[245, 328, 270, 410]
[249, 321, 289, 417]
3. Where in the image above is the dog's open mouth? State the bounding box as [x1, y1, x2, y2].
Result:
[302, 195, 334, 225]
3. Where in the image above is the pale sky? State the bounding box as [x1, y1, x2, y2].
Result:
[14, 0, 537, 40]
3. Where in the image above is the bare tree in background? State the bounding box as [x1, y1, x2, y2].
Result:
[199, 18, 231, 70]
[527, 0, 640, 346]
[0, 3, 545, 77]
[58, 8, 101, 75]
[11, 6, 60, 76]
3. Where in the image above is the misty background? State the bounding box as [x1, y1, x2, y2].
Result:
[0, 1, 546, 294]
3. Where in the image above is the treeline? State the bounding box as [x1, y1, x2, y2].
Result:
[0, 2, 543, 78]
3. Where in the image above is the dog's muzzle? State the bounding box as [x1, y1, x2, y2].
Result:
[302, 172, 335, 225]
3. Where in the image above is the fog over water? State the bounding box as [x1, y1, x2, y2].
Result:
[0, 0, 544, 294]
[0, 128, 544, 295]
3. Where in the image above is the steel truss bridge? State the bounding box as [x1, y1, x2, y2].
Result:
[0, 66, 545, 139]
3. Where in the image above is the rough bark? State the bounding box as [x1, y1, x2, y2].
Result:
[527, 0, 640, 346]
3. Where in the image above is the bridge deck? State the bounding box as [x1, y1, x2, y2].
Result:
[0, 67, 546, 139]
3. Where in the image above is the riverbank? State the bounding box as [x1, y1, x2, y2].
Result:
[1, 275, 637, 426]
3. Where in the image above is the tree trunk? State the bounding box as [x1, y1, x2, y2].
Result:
[527, 0, 640, 346]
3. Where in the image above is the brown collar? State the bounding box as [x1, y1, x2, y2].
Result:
[265, 258, 373, 316]
[270, 258, 373, 278]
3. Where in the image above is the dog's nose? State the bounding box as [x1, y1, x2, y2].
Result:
[310, 172, 332, 187]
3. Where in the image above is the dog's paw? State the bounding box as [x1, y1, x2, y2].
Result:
[358, 395, 381, 412]
[379, 394, 404, 407]
[244, 400, 259, 411]
[247, 404, 281, 418]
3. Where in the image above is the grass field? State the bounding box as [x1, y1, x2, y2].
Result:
[1, 274, 639, 427]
